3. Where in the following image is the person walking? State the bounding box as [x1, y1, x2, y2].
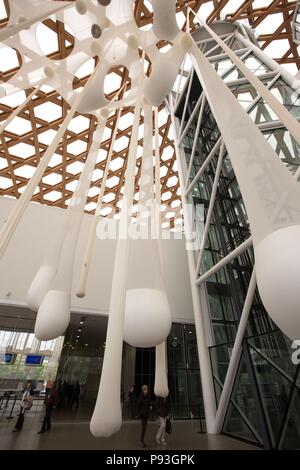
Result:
[38, 381, 59, 434]
[155, 396, 169, 445]
[13, 381, 34, 432]
[137, 385, 151, 448]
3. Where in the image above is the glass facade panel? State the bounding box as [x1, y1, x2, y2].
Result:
[167, 324, 203, 420]
[223, 352, 263, 445]
[280, 386, 300, 449]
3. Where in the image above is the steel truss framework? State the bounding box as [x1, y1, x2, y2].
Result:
[0, 0, 299, 230]
[170, 19, 300, 448]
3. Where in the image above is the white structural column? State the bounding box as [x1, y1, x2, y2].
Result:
[90, 95, 142, 438]
[0, 64, 100, 260]
[169, 96, 217, 434]
[214, 268, 257, 432]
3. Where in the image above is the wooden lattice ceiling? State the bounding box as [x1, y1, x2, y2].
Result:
[0, 0, 299, 228]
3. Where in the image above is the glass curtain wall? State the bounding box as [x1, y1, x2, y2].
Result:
[173, 26, 300, 448]
[134, 323, 203, 421]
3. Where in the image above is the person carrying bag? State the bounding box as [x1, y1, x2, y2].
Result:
[13, 381, 34, 432]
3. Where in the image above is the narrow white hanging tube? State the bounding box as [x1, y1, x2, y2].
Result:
[0, 64, 100, 260]
[154, 107, 169, 398]
[34, 119, 106, 340]
[90, 95, 142, 438]
[76, 83, 128, 298]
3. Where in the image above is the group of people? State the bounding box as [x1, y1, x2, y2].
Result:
[136, 384, 170, 448]
[13, 379, 81, 435]
[13, 380, 59, 434]
[13, 380, 170, 447]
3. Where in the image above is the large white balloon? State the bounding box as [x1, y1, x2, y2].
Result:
[256, 225, 300, 341]
[124, 288, 172, 348]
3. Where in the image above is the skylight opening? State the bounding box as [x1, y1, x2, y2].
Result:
[48, 153, 62, 168]
[42, 173, 62, 186]
[68, 115, 90, 134]
[102, 192, 115, 203]
[34, 102, 62, 122]
[9, 143, 35, 159]
[67, 140, 87, 156]
[14, 165, 36, 179]
[67, 161, 85, 175]
[109, 157, 124, 172]
[44, 191, 62, 202]
[4, 116, 31, 135]
[0, 176, 12, 189]
[91, 168, 104, 182]
[0, 90, 26, 108]
[106, 176, 120, 188]
[88, 186, 100, 198]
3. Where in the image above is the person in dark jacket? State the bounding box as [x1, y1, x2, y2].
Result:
[13, 381, 34, 432]
[38, 381, 59, 434]
[155, 396, 169, 445]
[137, 385, 151, 448]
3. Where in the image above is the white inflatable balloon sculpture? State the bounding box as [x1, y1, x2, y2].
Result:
[1, 0, 300, 438]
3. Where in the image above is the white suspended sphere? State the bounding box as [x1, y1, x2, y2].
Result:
[75, 0, 87, 15]
[124, 288, 172, 348]
[255, 225, 300, 341]
[35, 290, 70, 341]
[27, 265, 56, 312]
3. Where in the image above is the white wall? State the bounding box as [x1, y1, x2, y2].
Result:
[0, 197, 194, 323]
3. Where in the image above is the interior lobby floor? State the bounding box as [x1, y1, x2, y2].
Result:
[0, 412, 258, 450]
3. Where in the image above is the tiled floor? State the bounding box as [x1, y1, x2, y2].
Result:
[0, 410, 258, 450]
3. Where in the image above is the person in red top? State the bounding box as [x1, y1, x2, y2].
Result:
[38, 381, 59, 434]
